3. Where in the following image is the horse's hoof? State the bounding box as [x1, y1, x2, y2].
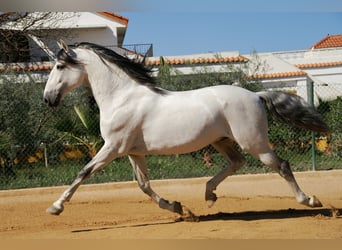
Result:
[206, 200, 215, 208]
[170, 201, 183, 215]
[46, 203, 64, 215]
[205, 190, 217, 208]
[308, 195, 323, 207]
[159, 199, 183, 215]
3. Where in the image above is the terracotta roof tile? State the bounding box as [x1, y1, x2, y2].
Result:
[309, 34, 342, 49]
[295, 61, 342, 69]
[146, 55, 248, 66]
[0, 55, 248, 72]
[1, 57, 309, 82]
[250, 71, 307, 79]
[0, 62, 54, 73]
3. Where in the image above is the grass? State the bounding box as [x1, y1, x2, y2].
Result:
[0, 152, 340, 190]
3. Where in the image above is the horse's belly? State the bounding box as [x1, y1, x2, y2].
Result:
[131, 124, 226, 155]
[137, 139, 216, 155]
[150, 138, 215, 155]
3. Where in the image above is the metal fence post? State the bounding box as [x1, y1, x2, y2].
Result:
[309, 81, 316, 171]
[43, 143, 48, 168]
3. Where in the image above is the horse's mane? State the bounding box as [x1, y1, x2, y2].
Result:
[57, 42, 166, 95]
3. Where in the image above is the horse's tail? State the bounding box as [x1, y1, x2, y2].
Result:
[257, 91, 329, 133]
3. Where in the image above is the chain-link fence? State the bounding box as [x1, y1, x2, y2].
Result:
[0, 69, 341, 190]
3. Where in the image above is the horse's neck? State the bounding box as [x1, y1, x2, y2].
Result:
[84, 56, 145, 112]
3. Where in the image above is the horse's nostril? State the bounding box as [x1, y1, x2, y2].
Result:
[44, 98, 48, 104]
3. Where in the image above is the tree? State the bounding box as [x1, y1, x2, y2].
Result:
[0, 76, 51, 176]
[0, 12, 83, 176]
[0, 12, 78, 63]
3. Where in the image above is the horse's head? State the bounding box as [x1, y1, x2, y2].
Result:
[44, 40, 87, 107]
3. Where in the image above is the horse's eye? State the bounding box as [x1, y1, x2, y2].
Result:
[56, 64, 65, 70]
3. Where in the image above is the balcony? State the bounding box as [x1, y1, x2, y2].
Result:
[109, 43, 154, 57]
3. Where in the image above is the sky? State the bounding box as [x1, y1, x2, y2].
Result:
[119, 11, 342, 57]
[1, 0, 341, 57]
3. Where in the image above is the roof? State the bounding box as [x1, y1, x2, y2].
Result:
[295, 61, 342, 69]
[275, 42, 342, 70]
[0, 62, 54, 73]
[96, 12, 129, 47]
[146, 53, 248, 66]
[246, 53, 307, 80]
[250, 71, 307, 79]
[0, 53, 306, 80]
[0, 61, 307, 80]
[97, 12, 129, 26]
[2, 34, 341, 81]
[309, 34, 342, 49]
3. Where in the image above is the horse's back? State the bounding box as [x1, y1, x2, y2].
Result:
[205, 84, 259, 101]
[200, 85, 263, 117]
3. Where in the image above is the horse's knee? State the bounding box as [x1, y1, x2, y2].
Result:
[279, 160, 294, 180]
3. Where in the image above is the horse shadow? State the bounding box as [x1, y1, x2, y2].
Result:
[71, 207, 341, 234]
[195, 207, 341, 222]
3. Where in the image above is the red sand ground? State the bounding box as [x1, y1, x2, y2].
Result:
[0, 170, 341, 239]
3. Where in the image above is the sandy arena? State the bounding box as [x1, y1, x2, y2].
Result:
[0, 170, 341, 239]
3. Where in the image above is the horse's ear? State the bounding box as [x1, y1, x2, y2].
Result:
[57, 39, 69, 53]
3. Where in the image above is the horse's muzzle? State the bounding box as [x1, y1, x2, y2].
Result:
[44, 92, 61, 107]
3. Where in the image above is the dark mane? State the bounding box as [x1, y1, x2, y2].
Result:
[59, 42, 165, 95]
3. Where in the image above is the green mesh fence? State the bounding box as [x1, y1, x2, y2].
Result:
[0, 71, 341, 190]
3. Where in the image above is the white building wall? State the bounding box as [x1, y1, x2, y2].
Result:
[305, 66, 342, 82]
[23, 12, 124, 61]
[69, 27, 118, 46]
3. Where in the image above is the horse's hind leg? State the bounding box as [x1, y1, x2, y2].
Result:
[254, 148, 322, 207]
[128, 155, 183, 215]
[205, 138, 246, 207]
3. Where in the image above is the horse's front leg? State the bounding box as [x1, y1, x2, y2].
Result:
[47, 144, 118, 215]
[128, 155, 183, 215]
